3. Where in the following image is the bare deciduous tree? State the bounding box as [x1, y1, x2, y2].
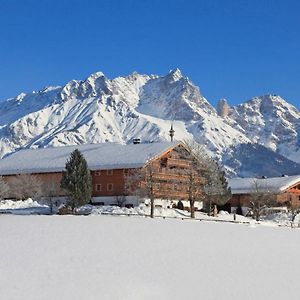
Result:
[125, 140, 231, 219]
[136, 164, 156, 218]
[42, 181, 61, 214]
[182, 141, 231, 217]
[115, 195, 126, 207]
[175, 141, 206, 218]
[9, 174, 43, 200]
[249, 180, 277, 221]
[0, 176, 10, 200]
[290, 207, 300, 228]
[281, 195, 300, 228]
[124, 163, 164, 218]
[202, 161, 231, 216]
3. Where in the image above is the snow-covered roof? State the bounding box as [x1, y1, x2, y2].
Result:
[228, 175, 300, 194]
[0, 141, 180, 175]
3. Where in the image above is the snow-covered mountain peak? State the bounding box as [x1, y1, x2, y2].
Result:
[228, 94, 300, 162]
[86, 71, 106, 80]
[167, 68, 183, 82]
[39, 86, 61, 94]
[0, 69, 299, 177]
[15, 92, 27, 103]
[240, 94, 299, 115]
[60, 80, 81, 101]
[136, 69, 217, 121]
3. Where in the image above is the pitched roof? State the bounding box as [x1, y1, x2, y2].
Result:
[0, 141, 180, 175]
[228, 175, 300, 194]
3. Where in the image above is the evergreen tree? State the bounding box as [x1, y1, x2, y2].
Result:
[60, 149, 92, 210]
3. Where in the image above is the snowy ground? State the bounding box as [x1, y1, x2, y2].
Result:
[0, 198, 297, 227]
[0, 198, 50, 215]
[1, 215, 300, 300]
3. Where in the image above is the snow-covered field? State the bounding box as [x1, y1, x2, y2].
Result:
[0, 198, 297, 226]
[1, 214, 300, 300]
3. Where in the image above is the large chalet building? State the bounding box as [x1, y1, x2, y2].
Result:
[228, 175, 300, 209]
[0, 141, 202, 208]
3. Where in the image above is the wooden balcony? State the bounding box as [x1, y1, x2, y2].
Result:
[152, 171, 188, 181]
[167, 158, 190, 168]
[154, 190, 189, 199]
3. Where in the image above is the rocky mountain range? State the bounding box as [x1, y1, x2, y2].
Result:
[0, 68, 299, 178]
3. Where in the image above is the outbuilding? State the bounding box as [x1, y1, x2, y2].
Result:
[228, 175, 300, 209]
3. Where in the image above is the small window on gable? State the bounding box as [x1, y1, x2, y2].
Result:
[95, 171, 101, 176]
[107, 183, 113, 192]
[160, 158, 167, 168]
[107, 170, 113, 175]
[95, 184, 102, 192]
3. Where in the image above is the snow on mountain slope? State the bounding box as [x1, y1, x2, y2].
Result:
[0, 69, 250, 160]
[0, 70, 299, 177]
[228, 94, 300, 163]
[137, 68, 215, 120]
[222, 143, 300, 178]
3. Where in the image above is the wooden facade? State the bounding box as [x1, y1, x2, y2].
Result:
[2, 143, 203, 206]
[136, 144, 198, 201]
[90, 143, 201, 202]
[229, 181, 300, 209]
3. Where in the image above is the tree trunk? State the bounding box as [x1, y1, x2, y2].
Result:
[190, 200, 195, 218]
[49, 199, 53, 215]
[213, 204, 218, 217]
[256, 204, 260, 222]
[150, 197, 154, 218]
[208, 200, 212, 216]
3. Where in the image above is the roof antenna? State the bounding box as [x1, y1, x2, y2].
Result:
[169, 122, 175, 142]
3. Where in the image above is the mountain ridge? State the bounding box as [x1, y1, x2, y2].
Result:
[0, 69, 299, 177]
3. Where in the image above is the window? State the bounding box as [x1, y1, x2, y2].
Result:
[123, 169, 129, 175]
[160, 158, 167, 168]
[107, 183, 114, 192]
[95, 171, 101, 176]
[173, 184, 178, 191]
[298, 196, 300, 201]
[95, 184, 102, 192]
[107, 170, 113, 175]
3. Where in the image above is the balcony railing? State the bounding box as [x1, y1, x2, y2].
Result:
[167, 158, 190, 168]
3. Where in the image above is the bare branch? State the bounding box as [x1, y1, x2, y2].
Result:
[8, 174, 43, 200]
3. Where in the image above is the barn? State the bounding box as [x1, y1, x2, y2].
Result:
[0, 141, 202, 209]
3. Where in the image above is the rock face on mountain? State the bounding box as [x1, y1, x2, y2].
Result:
[222, 143, 300, 178]
[217, 99, 230, 118]
[0, 69, 299, 177]
[228, 94, 300, 163]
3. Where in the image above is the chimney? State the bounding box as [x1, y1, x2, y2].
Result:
[133, 138, 141, 144]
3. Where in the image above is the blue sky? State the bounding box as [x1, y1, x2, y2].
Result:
[0, 0, 299, 108]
